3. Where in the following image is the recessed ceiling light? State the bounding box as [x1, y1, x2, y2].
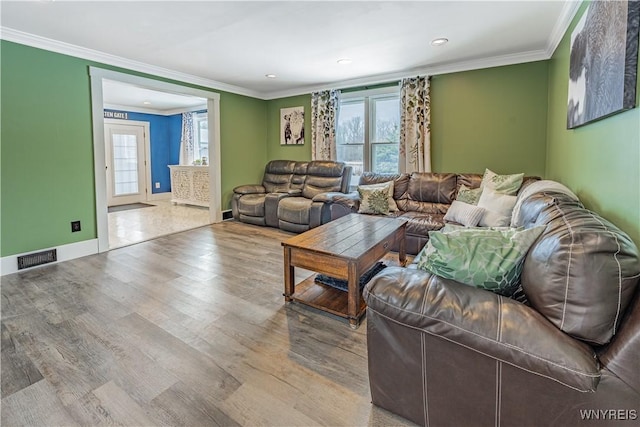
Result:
[337, 58, 352, 65]
[265, 74, 277, 79]
[431, 38, 449, 47]
[143, 101, 151, 105]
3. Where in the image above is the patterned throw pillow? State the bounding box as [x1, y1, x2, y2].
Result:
[481, 169, 524, 195]
[358, 181, 397, 211]
[443, 201, 485, 227]
[416, 226, 545, 296]
[358, 186, 391, 215]
[456, 184, 482, 205]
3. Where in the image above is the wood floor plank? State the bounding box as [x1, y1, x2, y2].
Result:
[1, 323, 44, 398]
[0, 220, 415, 427]
[1, 379, 78, 426]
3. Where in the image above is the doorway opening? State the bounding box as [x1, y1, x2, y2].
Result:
[90, 67, 222, 252]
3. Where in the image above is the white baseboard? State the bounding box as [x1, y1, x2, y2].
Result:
[148, 192, 172, 201]
[1, 239, 99, 276]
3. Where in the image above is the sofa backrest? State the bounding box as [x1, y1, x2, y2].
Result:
[262, 160, 296, 193]
[396, 173, 457, 214]
[302, 161, 350, 199]
[359, 172, 410, 199]
[290, 161, 308, 192]
[520, 192, 640, 346]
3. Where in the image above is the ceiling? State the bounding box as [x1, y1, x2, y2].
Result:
[1, 1, 579, 101]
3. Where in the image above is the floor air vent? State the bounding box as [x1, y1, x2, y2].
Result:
[17, 249, 57, 270]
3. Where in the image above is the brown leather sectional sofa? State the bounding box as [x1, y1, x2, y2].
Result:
[231, 160, 352, 233]
[364, 191, 640, 426]
[328, 171, 537, 254]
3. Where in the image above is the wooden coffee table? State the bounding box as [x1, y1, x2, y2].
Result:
[282, 214, 407, 328]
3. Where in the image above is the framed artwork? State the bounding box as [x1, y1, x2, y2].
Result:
[567, 0, 640, 129]
[280, 106, 305, 145]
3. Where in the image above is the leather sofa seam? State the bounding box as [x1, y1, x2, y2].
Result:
[366, 292, 600, 379]
[368, 306, 598, 392]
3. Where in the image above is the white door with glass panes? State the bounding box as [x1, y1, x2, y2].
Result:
[104, 123, 147, 206]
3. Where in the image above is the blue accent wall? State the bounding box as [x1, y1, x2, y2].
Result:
[104, 110, 181, 193]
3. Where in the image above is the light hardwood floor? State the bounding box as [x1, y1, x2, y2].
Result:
[108, 200, 210, 249]
[1, 220, 414, 426]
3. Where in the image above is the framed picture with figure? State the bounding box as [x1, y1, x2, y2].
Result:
[280, 106, 305, 145]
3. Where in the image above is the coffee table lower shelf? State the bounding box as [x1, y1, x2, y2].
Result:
[288, 274, 366, 324]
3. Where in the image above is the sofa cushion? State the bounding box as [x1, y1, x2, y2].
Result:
[301, 161, 346, 199]
[443, 200, 485, 227]
[236, 194, 266, 217]
[521, 192, 640, 345]
[416, 226, 545, 296]
[262, 160, 296, 193]
[359, 172, 410, 200]
[406, 173, 457, 204]
[400, 211, 445, 236]
[277, 197, 312, 225]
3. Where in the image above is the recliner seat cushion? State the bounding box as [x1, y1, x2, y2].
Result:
[521, 192, 640, 345]
[236, 194, 266, 217]
[278, 197, 312, 225]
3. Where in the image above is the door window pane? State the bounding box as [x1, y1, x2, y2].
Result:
[112, 134, 139, 195]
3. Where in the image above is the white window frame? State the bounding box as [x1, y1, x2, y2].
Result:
[337, 84, 401, 177]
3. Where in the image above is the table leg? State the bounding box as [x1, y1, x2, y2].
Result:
[398, 227, 407, 267]
[347, 262, 359, 328]
[283, 246, 294, 301]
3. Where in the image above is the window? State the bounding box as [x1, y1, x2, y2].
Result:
[336, 86, 400, 182]
[193, 112, 209, 164]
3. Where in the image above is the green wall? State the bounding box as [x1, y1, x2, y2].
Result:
[265, 94, 312, 161]
[0, 41, 267, 257]
[430, 61, 548, 177]
[546, 3, 640, 247]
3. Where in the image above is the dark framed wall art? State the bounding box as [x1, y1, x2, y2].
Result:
[567, 0, 640, 129]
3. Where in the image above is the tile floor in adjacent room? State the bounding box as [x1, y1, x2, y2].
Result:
[108, 200, 211, 249]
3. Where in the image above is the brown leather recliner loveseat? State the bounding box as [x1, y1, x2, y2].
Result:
[231, 160, 352, 232]
[363, 190, 640, 426]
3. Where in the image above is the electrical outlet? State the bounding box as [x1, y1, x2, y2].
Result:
[71, 221, 81, 232]
[155, 182, 160, 189]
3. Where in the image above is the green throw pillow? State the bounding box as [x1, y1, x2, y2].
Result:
[416, 226, 545, 296]
[358, 186, 390, 215]
[480, 169, 524, 195]
[456, 184, 482, 205]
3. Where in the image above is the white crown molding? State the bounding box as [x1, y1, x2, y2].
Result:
[104, 103, 207, 116]
[545, 0, 582, 57]
[2, 2, 580, 103]
[263, 49, 550, 100]
[0, 26, 264, 99]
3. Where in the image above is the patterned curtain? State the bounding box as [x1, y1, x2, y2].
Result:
[310, 90, 339, 160]
[399, 76, 432, 173]
[179, 112, 194, 165]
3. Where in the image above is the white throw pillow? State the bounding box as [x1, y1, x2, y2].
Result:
[444, 201, 485, 227]
[357, 181, 398, 211]
[477, 188, 517, 227]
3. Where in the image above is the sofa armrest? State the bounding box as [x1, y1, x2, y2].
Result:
[233, 184, 265, 195]
[313, 191, 359, 206]
[363, 267, 601, 392]
[287, 189, 302, 196]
